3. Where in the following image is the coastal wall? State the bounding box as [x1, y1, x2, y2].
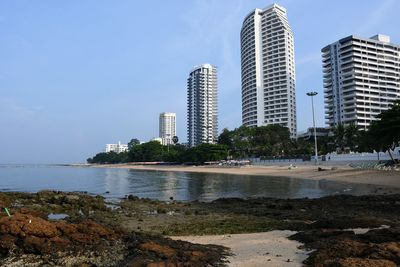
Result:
[326, 146, 400, 162]
[249, 158, 304, 165]
[248, 146, 400, 165]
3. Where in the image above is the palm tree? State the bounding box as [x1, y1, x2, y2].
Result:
[333, 123, 346, 153]
[344, 122, 359, 151]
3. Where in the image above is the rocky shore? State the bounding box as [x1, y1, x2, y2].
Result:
[1, 191, 400, 266]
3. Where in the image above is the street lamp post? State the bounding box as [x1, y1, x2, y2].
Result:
[307, 91, 318, 165]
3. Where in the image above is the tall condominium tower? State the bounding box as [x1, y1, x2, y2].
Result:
[240, 3, 297, 138]
[159, 112, 176, 145]
[323, 34, 400, 129]
[187, 64, 218, 147]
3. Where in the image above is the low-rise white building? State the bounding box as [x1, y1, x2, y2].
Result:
[105, 141, 128, 153]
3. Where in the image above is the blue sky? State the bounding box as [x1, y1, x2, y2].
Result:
[0, 0, 399, 163]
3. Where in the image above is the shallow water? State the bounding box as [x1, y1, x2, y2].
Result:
[0, 164, 386, 201]
[48, 213, 69, 220]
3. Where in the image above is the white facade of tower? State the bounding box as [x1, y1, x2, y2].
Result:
[322, 34, 400, 129]
[159, 112, 176, 145]
[241, 4, 297, 138]
[187, 64, 218, 147]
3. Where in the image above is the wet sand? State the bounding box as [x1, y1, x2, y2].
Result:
[94, 164, 400, 189]
[172, 231, 309, 267]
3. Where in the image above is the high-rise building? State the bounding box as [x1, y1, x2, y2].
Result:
[187, 64, 218, 147]
[240, 3, 297, 138]
[159, 112, 176, 145]
[323, 34, 400, 129]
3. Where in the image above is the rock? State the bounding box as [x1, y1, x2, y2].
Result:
[0, 211, 121, 255]
[139, 241, 176, 258]
[293, 228, 400, 267]
[128, 195, 139, 201]
[64, 195, 80, 203]
[334, 258, 397, 267]
[22, 216, 59, 238]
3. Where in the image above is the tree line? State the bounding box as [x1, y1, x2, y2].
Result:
[87, 142, 229, 164]
[321, 100, 400, 156]
[217, 124, 312, 159]
[87, 124, 310, 164]
[87, 100, 400, 164]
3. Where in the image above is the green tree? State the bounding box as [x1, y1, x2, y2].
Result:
[368, 100, 400, 161]
[128, 138, 140, 150]
[87, 151, 124, 164]
[316, 135, 335, 155]
[344, 122, 359, 150]
[252, 125, 286, 157]
[291, 139, 312, 159]
[357, 130, 375, 153]
[184, 144, 228, 163]
[230, 126, 254, 158]
[218, 128, 233, 149]
[333, 123, 346, 153]
[129, 141, 164, 162]
[217, 125, 294, 159]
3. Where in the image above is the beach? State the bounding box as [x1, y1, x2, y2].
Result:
[172, 231, 309, 267]
[89, 163, 400, 266]
[1, 164, 400, 266]
[1, 190, 400, 266]
[94, 163, 400, 189]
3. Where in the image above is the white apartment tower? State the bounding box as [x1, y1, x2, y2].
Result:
[187, 64, 218, 147]
[240, 4, 297, 138]
[323, 34, 400, 129]
[159, 112, 176, 145]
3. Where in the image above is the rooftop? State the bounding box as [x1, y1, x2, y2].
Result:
[191, 63, 216, 73]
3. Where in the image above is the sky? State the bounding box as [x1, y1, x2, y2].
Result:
[0, 0, 399, 164]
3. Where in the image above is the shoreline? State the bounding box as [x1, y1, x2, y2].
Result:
[91, 163, 400, 189]
[1, 191, 400, 266]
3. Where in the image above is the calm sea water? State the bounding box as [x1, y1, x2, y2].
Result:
[0, 164, 383, 201]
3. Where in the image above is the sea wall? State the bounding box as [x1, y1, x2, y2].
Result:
[326, 146, 400, 162]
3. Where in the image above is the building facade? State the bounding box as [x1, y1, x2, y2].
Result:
[240, 3, 297, 138]
[297, 127, 330, 140]
[323, 34, 400, 129]
[159, 112, 176, 145]
[105, 141, 128, 153]
[187, 64, 218, 147]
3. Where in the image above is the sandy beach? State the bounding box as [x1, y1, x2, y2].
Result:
[172, 231, 309, 267]
[86, 163, 400, 266]
[94, 163, 400, 189]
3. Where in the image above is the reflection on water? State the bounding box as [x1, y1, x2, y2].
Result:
[0, 165, 387, 201]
